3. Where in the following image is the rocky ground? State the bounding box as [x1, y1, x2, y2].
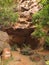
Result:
[0, 30, 49, 65]
[0, 50, 49, 65]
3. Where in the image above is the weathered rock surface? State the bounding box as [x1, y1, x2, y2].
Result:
[5, 26, 39, 49]
[0, 31, 9, 42]
[17, 0, 42, 14]
[4, 0, 42, 49]
[0, 31, 10, 54]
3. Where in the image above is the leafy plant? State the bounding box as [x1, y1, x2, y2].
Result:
[32, 24, 46, 38]
[0, 0, 19, 26]
[20, 44, 32, 55]
[11, 44, 18, 51]
[32, 0, 49, 49]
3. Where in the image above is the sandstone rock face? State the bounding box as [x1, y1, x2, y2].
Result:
[0, 31, 10, 54]
[17, 0, 42, 14]
[4, 0, 42, 49]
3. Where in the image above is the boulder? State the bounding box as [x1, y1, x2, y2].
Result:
[0, 31, 10, 54]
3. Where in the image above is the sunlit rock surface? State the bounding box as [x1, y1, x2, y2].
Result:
[0, 31, 10, 54]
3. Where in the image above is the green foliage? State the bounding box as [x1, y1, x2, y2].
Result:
[44, 36, 49, 50]
[32, 4, 49, 27]
[41, 0, 48, 6]
[32, 0, 49, 48]
[0, 0, 19, 26]
[20, 44, 32, 55]
[32, 25, 46, 38]
[46, 61, 49, 65]
[0, 0, 13, 7]
[45, 36, 49, 45]
[11, 44, 17, 51]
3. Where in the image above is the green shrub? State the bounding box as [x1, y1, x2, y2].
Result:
[0, 0, 19, 26]
[32, 0, 49, 49]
